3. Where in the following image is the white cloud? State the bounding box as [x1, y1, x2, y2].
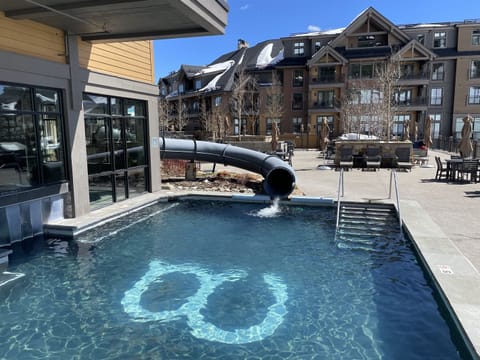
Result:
[307, 25, 321, 32]
[240, 4, 249, 11]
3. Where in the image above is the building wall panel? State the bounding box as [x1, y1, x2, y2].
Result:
[0, 12, 65, 64]
[78, 40, 155, 84]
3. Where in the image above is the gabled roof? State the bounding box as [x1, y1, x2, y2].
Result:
[330, 7, 411, 48]
[392, 39, 436, 61]
[307, 45, 348, 67]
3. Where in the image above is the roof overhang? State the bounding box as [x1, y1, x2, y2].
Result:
[0, 0, 228, 42]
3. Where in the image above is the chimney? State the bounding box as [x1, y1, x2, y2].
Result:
[237, 39, 249, 49]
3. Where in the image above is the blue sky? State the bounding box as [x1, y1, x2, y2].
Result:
[153, 0, 476, 79]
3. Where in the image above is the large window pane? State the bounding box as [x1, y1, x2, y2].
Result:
[128, 168, 146, 199]
[35, 88, 60, 113]
[0, 85, 32, 112]
[85, 117, 112, 174]
[89, 175, 113, 209]
[127, 118, 146, 167]
[83, 94, 108, 115]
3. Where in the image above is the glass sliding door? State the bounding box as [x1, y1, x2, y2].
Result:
[83, 94, 148, 209]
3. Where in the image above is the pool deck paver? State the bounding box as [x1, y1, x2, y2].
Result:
[46, 148, 480, 358]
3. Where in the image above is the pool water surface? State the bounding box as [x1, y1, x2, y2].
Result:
[0, 200, 469, 359]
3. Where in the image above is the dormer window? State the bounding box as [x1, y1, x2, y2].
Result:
[294, 42, 305, 56]
[178, 84, 184, 93]
[472, 29, 480, 46]
[433, 32, 447, 48]
[195, 79, 202, 90]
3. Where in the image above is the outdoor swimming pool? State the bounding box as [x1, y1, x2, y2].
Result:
[0, 200, 470, 359]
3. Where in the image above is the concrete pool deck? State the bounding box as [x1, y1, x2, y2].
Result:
[45, 148, 480, 358]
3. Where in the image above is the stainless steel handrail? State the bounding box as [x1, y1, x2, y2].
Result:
[389, 169, 402, 230]
[335, 168, 344, 231]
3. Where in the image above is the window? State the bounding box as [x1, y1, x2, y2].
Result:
[468, 86, 480, 104]
[430, 113, 441, 139]
[214, 96, 222, 107]
[266, 118, 280, 135]
[395, 89, 412, 105]
[0, 83, 67, 194]
[349, 63, 376, 79]
[316, 115, 333, 135]
[292, 93, 303, 110]
[314, 41, 321, 51]
[316, 91, 335, 108]
[470, 60, 480, 78]
[392, 114, 411, 138]
[433, 32, 447, 48]
[417, 34, 425, 45]
[472, 29, 480, 46]
[357, 35, 376, 47]
[294, 42, 304, 56]
[318, 67, 336, 82]
[430, 88, 443, 105]
[195, 79, 202, 90]
[178, 84, 184, 93]
[351, 89, 382, 104]
[293, 70, 304, 87]
[292, 117, 303, 133]
[84, 94, 148, 209]
[432, 63, 445, 81]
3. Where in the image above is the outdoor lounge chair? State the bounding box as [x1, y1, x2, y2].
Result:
[338, 146, 354, 170]
[434, 156, 449, 181]
[365, 147, 382, 171]
[394, 147, 413, 171]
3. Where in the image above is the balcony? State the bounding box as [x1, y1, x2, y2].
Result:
[310, 75, 345, 87]
[394, 97, 427, 110]
[310, 99, 341, 112]
[397, 72, 429, 85]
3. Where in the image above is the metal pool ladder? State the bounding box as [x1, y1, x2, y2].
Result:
[335, 168, 403, 235]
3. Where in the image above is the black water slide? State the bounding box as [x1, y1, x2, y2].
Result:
[159, 138, 296, 198]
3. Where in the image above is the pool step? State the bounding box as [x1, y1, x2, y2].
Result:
[336, 203, 399, 251]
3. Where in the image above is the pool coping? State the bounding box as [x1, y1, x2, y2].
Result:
[44, 191, 480, 359]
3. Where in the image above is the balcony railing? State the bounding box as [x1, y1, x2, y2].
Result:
[398, 72, 429, 81]
[311, 99, 341, 109]
[311, 75, 344, 84]
[394, 97, 427, 107]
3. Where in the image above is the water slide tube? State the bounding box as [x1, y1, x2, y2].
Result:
[159, 138, 296, 198]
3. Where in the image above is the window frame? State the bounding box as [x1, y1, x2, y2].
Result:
[472, 29, 480, 46]
[470, 60, 480, 79]
[293, 41, 305, 56]
[468, 86, 480, 105]
[432, 63, 445, 81]
[430, 87, 443, 105]
[433, 31, 447, 48]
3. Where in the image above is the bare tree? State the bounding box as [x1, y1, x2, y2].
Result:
[375, 58, 401, 140]
[158, 96, 170, 136]
[262, 70, 284, 131]
[198, 96, 212, 140]
[173, 94, 188, 133]
[230, 69, 251, 136]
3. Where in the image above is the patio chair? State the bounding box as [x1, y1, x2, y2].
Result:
[338, 146, 353, 170]
[365, 147, 382, 171]
[434, 156, 449, 181]
[394, 147, 413, 171]
[457, 159, 479, 183]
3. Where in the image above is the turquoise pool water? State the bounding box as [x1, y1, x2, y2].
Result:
[0, 200, 469, 359]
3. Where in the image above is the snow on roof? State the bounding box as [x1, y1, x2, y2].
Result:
[199, 60, 235, 92]
[256, 43, 284, 68]
[292, 27, 345, 37]
[195, 60, 235, 76]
